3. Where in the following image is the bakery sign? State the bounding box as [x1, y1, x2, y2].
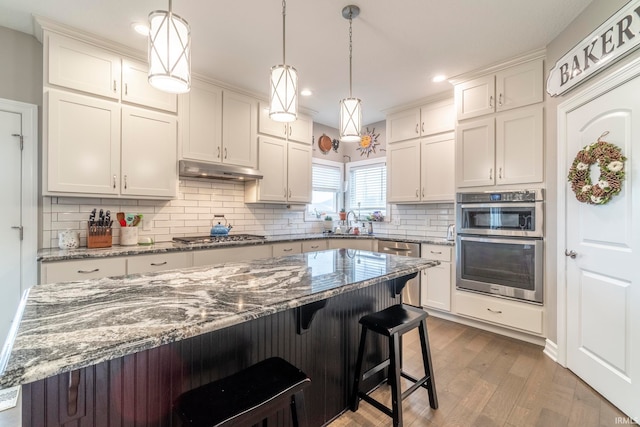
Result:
[547, 0, 640, 96]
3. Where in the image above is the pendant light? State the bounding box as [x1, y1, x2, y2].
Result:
[148, 0, 191, 94]
[270, 0, 298, 122]
[339, 5, 362, 142]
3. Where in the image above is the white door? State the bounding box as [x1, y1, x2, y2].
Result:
[564, 76, 640, 419]
[0, 110, 23, 347]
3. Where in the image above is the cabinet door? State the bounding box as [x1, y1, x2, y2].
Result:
[421, 262, 452, 312]
[421, 133, 455, 202]
[387, 140, 420, 202]
[288, 113, 313, 144]
[47, 33, 121, 99]
[121, 106, 177, 198]
[455, 75, 495, 120]
[455, 117, 495, 188]
[496, 105, 543, 185]
[386, 108, 420, 143]
[180, 80, 223, 162]
[222, 90, 258, 167]
[258, 101, 288, 138]
[192, 245, 272, 266]
[121, 58, 177, 112]
[420, 100, 454, 136]
[47, 90, 120, 195]
[495, 59, 543, 112]
[256, 137, 288, 202]
[287, 142, 312, 203]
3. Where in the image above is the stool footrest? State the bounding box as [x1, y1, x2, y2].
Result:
[400, 372, 431, 401]
[362, 359, 390, 381]
[358, 392, 393, 417]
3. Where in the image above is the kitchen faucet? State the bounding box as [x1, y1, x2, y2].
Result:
[346, 210, 357, 233]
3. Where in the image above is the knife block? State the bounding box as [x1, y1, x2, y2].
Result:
[87, 222, 113, 249]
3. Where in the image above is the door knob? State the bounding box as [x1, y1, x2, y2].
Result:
[565, 250, 577, 259]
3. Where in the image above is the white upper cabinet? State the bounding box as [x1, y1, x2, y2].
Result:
[245, 137, 312, 204]
[121, 106, 177, 198]
[222, 90, 258, 168]
[455, 58, 543, 120]
[48, 33, 121, 100]
[47, 33, 177, 112]
[180, 79, 223, 163]
[387, 132, 455, 203]
[258, 101, 313, 144]
[387, 99, 454, 143]
[456, 105, 543, 188]
[121, 59, 177, 112]
[46, 90, 121, 195]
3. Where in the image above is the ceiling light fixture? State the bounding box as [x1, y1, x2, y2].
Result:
[300, 89, 313, 97]
[132, 22, 149, 36]
[432, 74, 447, 83]
[339, 5, 362, 143]
[269, 0, 298, 122]
[148, 0, 191, 94]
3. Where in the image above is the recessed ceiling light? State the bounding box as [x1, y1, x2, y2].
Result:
[300, 89, 313, 96]
[432, 75, 447, 83]
[132, 22, 149, 36]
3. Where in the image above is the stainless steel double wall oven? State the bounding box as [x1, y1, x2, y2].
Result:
[456, 189, 544, 304]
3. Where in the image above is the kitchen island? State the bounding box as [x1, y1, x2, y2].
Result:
[1, 249, 438, 426]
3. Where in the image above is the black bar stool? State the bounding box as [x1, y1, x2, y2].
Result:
[174, 357, 311, 427]
[351, 304, 438, 427]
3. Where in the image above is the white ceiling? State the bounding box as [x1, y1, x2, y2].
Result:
[0, 0, 593, 127]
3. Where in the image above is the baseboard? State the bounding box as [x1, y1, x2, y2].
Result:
[543, 339, 558, 362]
[425, 309, 546, 347]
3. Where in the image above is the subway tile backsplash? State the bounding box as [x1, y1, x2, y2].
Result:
[42, 179, 454, 249]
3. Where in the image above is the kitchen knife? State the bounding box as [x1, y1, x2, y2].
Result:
[105, 210, 111, 227]
[98, 209, 104, 226]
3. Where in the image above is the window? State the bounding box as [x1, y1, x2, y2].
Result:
[346, 159, 386, 218]
[306, 159, 343, 220]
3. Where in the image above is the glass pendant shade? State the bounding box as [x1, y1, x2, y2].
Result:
[339, 97, 362, 142]
[148, 7, 191, 94]
[270, 64, 298, 122]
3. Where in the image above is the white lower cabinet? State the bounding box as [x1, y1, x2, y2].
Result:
[454, 290, 543, 335]
[302, 240, 328, 252]
[41, 258, 127, 284]
[127, 252, 192, 275]
[272, 242, 302, 256]
[192, 245, 272, 267]
[420, 244, 452, 312]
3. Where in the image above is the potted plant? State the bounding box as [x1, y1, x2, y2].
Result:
[339, 209, 347, 221]
[323, 216, 334, 231]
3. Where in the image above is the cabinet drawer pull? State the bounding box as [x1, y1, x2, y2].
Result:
[430, 250, 442, 254]
[422, 188, 425, 198]
[421, 122, 425, 133]
[78, 268, 99, 274]
[415, 189, 419, 198]
[150, 262, 168, 266]
[288, 126, 292, 137]
[310, 245, 319, 249]
[487, 308, 502, 314]
[283, 248, 293, 252]
[289, 188, 292, 198]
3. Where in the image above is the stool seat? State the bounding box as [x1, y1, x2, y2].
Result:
[174, 357, 310, 427]
[359, 304, 428, 337]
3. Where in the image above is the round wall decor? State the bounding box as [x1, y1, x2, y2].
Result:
[567, 132, 626, 205]
[357, 127, 380, 157]
[318, 134, 332, 154]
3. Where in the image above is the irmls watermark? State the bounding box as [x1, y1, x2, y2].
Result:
[615, 416, 639, 425]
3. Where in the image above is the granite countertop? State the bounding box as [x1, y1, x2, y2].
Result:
[0, 249, 438, 388]
[38, 233, 454, 262]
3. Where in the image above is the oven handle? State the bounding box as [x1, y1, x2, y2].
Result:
[458, 202, 542, 209]
[457, 234, 543, 246]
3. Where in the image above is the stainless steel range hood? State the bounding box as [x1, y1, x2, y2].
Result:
[179, 160, 263, 181]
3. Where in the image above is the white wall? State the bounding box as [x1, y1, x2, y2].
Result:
[0, 26, 42, 106]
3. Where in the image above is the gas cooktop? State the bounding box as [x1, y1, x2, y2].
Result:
[172, 234, 266, 244]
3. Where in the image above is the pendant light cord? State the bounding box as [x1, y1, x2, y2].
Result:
[282, 0, 287, 64]
[348, 8, 353, 98]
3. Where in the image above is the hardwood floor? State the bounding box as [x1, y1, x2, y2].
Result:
[329, 316, 627, 427]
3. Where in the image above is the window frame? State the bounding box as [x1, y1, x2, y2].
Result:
[345, 158, 387, 220]
[305, 158, 344, 221]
